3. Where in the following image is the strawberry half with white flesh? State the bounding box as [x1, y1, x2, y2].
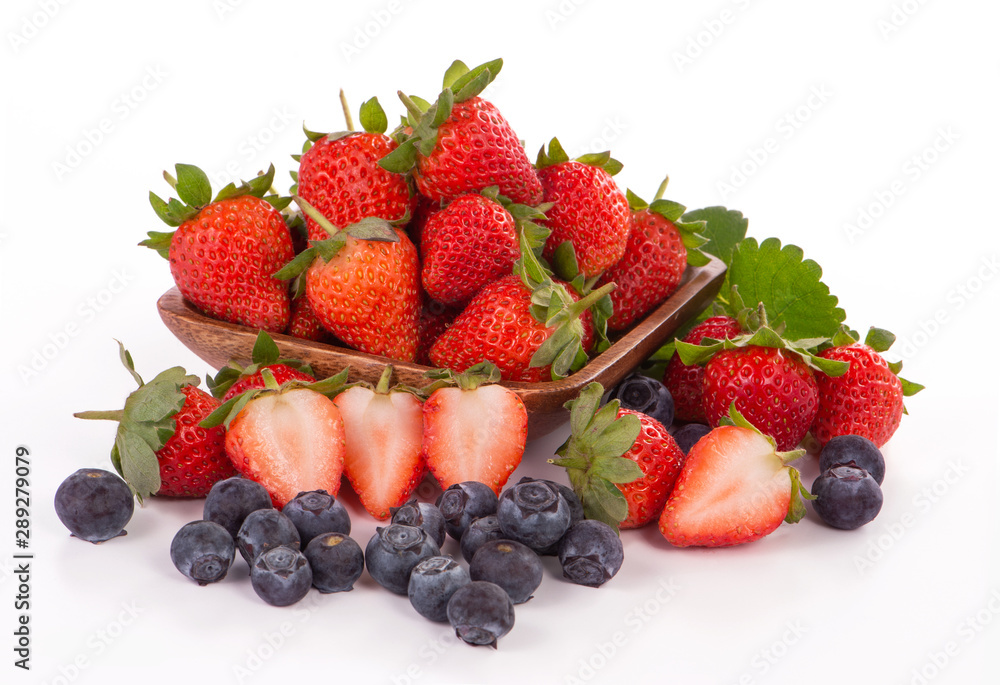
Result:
[202, 369, 349, 508]
[658, 405, 810, 548]
[334, 366, 425, 520]
[421, 362, 527, 495]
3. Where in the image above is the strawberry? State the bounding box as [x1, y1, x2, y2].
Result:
[658, 406, 810, 548]
[551, 383, 684, 531]
[205, 369, 350, 508]
[380, 59, 542, 206]
[811, 327, 923, 447]
[207, 331, 315, 401]
[421, 363, 527, 494]
[142, 164, 294, 333]
[598, 180, 709, 331]
[663, 315, 743, 422]
[74, 342, 236, 500]
[285, 295, 329, 343]
[277, 202, 421, 362]
[294, 97, 410, 243]
[535, 138, 631, 278]
[334, 366, 425, 519]
[416, 298, 461, 366]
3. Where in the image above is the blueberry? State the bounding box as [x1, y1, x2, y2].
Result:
[304, 532, 364, 593]
[170, 520, 235, 586]
[672, 423, 712, 455]
[54, 468, 134, 543]
[608, 374, 674, 428]
[250, 546, 313, 607]
[436, 482, 499, 541]
[558, 519, 624, 588]
[820, 435, 885, 485]
[282, 490, 351, 546]
[811, 463, 884, 530]
[470, 539, 543, 604]
[408, 556, 471, 622]
[460, 515, 505, 563]
[496, 479, 571, 551]
[447, 581, 515, 649]
[365, 524, 441, 595]
[203, 477, 272, 539]
[237, 509, 300, 565]
[391, 499, 446, 548]
[525, 477, 584, 556]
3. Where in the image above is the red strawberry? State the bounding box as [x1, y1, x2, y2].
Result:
[536, 138, 631, 278]
[334, 366, 425, 519]
[416, 298, 461, 366]
[295, 98, 410, 243]
[421, 363, 527, 494]
[380, 59, 542, 206]
[420, 190, 520, 306]
[142, 164, 294, 333]
[614, 409, 687, 528]
[285, 295, 329, 343]
[664, 316, 743, 422]
[598, 182, 708, 330]
[74, 343, 236, 500]
[658, 409, 809, 548]
[207, 331, 315, 401]
[811, 328, 923, 447]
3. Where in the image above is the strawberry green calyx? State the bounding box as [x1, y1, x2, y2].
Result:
[548, 382, 644, 532]
[828, 325, 925, 398]
[423, 361, 503, 394]
[207, 331, 314, 398]
[626, 177, 711, 267]
[73, 341, 201, 502]
[535, 137, 623, 177]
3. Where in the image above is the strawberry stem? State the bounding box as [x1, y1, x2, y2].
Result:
[339, 89, 355, 132]
[293, 195, 340, 238]
[397, 91, 424, 121]
[654, 175, 670, 201]
[568, 282, 616, 318]
[73, 410, 126, 422]
[375, 365, 393, 394]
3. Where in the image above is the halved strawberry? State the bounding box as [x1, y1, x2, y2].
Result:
[207, 331, 315, 401]
[658, 406, 809, 548]
[421, 363, 527, 494]
[334, 366, 425, 520]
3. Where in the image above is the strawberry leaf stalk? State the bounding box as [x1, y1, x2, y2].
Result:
[206, 330, 315, 400]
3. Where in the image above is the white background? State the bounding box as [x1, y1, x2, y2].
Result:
[2, 1, 999, 683]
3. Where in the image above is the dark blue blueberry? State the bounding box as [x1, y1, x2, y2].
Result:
[408, 556, 471, 622]
[525, 478, 584, 555]
[365, 524, 441, 595]
[304, 532, 364, 593]
[460, 515, 505, 563]
[558, 519, 624, 588]
[436, 482, 499, 541]
[820, 435, 886, 485]
[496, 479, 571, 551]
[447, 581, 515, 649]
[281, 490, 351, 545]
[237, 509, 300, 565]
[470, 539, 543, 604]
[607, 374, 674, 428]
[672, 423, 712, 455]
[203, 477, 272, 539]
[170, 520, 235, 586]
[811, 463, 884, 530]
[54, 468, 134, 543]
[391, 499, 446, 548]
[250, 546, 313, 607]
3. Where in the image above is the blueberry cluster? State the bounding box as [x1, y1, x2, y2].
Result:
[811, 435, 886, 530]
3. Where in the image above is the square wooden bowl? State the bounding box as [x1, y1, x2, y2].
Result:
[157, 255, 726, 441]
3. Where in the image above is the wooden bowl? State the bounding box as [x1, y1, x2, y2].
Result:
[157, 255, 726, 441]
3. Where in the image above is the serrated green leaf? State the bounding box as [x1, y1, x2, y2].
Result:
[682, 206, 748, 267]
[359, 97, 388, 134]
[174, 163, 212, 207]
[590, 456, 643, 484]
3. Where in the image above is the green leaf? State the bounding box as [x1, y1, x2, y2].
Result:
[681, 206, 748, 267]
[580, 478, 628, 531]
[900, 377, 925, 396]
[273, 247, 318, 280]
[359, 97, 388, 134]
[251, 331, 281, 366]
[450, 58, 502, 100]
[727, 237, 846, 340]
[590, 456, 643, 484]
[625, 188, 649, 211]
[430, 88, 454, 128]
[568, 382, 604, 438]
[149, 192, 181, 227]
[442, 60, 470, 89]
[344, 217, 401, 242]
[551, 241, 580, 282]
[174, 163, 212, 207]
[378, 137, 418, 173]
[116, 340, 144, 387]
[590, 413, 641, 458]
[549, 456, 590, 472]
[649, 199, 686, 223]
[115, 428, 162, 501]
[864, 327, 896, 353]
[244, 164, 276, 199]
[785, 467, 809, 524]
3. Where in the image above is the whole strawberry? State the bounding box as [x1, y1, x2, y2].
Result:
[812, 328, 923, 447]
[536, 138, 631, 278]
[294, 97, 411, 242]
[142, 164, 294, 333]
[598, 181, 709, 331]
[415, 298, 461, 366]
[207, 331, 315, 401]
[664, 316, 743, 422]
[285, 295, 329, 343]
[380, 59, 543, 206]
[74, 342, 236, 500]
